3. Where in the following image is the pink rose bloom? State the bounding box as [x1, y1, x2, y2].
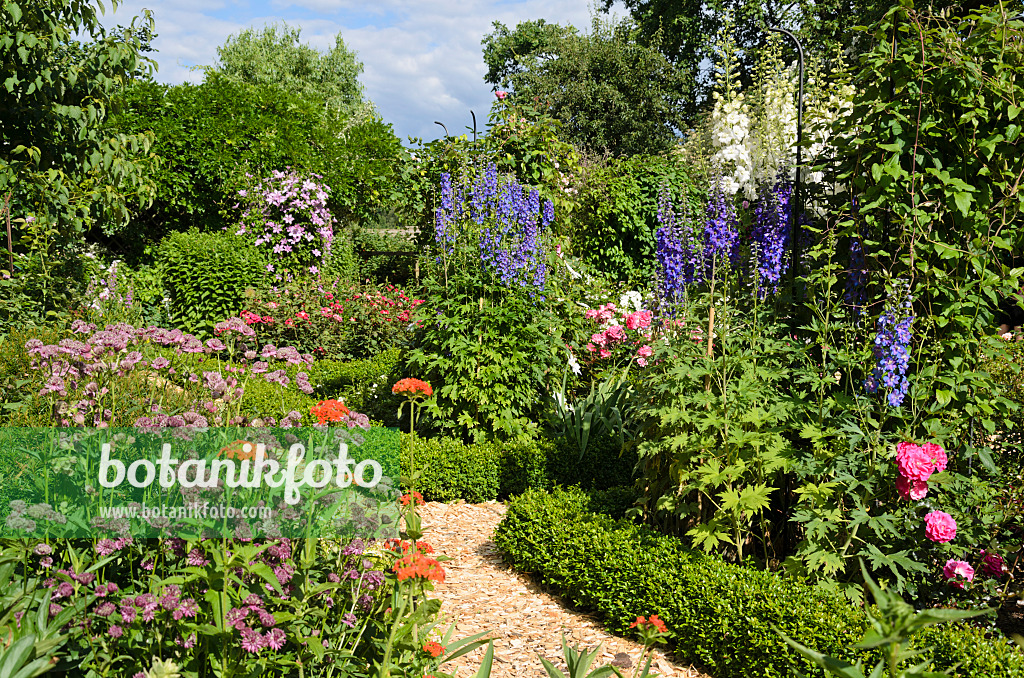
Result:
[637, 345, 653, 358]
[922, 442, 947, 473]
[495, 90, 507, 100]
[924, 510, 957, 543]
[585, 308, 599, 320]
[637, 357, 648, 367]
[943, 559, 975, 589]
[980, 550, 1005, 578]
[586, 343, 596, 353]
[606, 325, 626, 342]
[625, 312, 643, 330]
[637, 310, 652, 329]
[896, 473, 928, 500]
[599, 348, 611, 359]
[591, 332, 607, 347]
[896, 442, 935, 481]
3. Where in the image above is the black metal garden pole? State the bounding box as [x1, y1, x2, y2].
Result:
[767, 26, 804, 288]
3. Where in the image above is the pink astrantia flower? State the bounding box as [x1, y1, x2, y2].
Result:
[896, 473, 928, 500]
[924, 510, 957, 543]
[943, 559, 974, 589]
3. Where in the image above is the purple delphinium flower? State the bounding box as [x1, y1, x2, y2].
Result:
[704, 181, 739, 268]
[865, 282, 914, 407]
[750, 181, 791, 298]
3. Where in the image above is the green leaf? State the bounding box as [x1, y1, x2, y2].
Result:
[952, 191, 972, 216]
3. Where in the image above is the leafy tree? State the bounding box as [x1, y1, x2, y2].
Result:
[215, 22, 365, 115]
[481, 16, 689, 156]
[0, 0, 159, 236]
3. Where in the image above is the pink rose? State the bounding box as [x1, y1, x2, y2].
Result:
[586, 343, 596, 353]
[896, 442, 935, 481]
[980, 550, 1005, 578]
[585, 308, 599, 320]
[922, 442, 947, 473]
[599, 348, 611, 359]
[637, 345, 653, 358]
[637, 357, 648, 367]
[495, 90, 507, 100]
[896, 473, 928, 500]
[924, 510, 957, 543]
[605, 325, 626, 342]
[943, 559, 974, 589]
[591, 332, 607, 347]
[637, 310, 652, 329]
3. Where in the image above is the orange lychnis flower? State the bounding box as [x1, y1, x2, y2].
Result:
[629, 614, 668, 634]
[392, 378, 432, 399]
[422, 641, 445, 658]
[219, 440, 256, 460]
[393, 552, 445, 583]
[310, 399, 349, 424]
[400, 491, 425, 507]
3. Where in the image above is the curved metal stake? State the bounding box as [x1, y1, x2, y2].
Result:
[434, 121, 449, 138]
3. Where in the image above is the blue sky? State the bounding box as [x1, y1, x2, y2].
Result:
[100, 1, 626, 144]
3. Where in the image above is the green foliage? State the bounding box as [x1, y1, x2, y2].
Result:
[496, 435, 553, 498]
[402, 435, 501, 503]
[548, 432, 638, 492]
[157, 229, 267, 336]
[215, 22, 365, 114]
[482, 15, 688, 156]
[546, 367, 634, 463]
[574, 152, 702, 282]
[778, 560, 988, 678]
[309, 348, 406, 425]
[236, 375, 317, 425]
[495, 488, 1024, 678]
[0, 0, 158, 237]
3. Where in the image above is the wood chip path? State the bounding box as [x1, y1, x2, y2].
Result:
[418, 500, 713, 678]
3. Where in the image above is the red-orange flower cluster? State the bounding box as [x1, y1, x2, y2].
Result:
[385, 539, 434, 555]
[310, 399, 349, 424]
[219, 440, 256, 460]
[392, 378, 433, 398]
[393, 552, 445, 583]
[400, 491, 425, 507]
[629, 614, 667, 634]
[422, 641, 446, 658]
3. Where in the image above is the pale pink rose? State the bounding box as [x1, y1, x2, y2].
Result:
[896, 473, 928, 500]
[943, 559, 974, 589]
[922, 442, 947, 473]
[636, 310, 652, 329]
[637, 357, 648, 367]
[924, 510, 957, 543]
[591, 332, 607, 347]
[585, 308, 599, 320]
[586, 343, 596, 353]
[625, 312, 642, 330]
[637, 345, 653, 358]
[896, 442, 935, 481]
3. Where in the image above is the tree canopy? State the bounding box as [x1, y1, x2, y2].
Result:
[215, 22, 365, 115]
[0, 0, 159, 236]
[482, 16, 688, 156]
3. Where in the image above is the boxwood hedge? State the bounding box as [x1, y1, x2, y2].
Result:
[493, 487, 1024, 678]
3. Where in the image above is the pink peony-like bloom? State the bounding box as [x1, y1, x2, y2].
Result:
[599, 348, 611, 359]
[590, 332, 607, 348]
[896, 473, 928, 500]
[896, 442, 932, 481]
[980, 550, 1006, 578]
[605, 325, 626, 342]
[637, 345, 653, 358]
[637, 357, 648, 367]
[924, 510, 957, 543]
[922, 442, 947, 473]
[495, 90, 507, 100]
[943, 559, 975, 589]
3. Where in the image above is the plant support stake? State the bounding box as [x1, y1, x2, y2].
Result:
[767, 25, 804, 288]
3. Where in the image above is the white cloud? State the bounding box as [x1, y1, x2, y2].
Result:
[101, 1, 625, 142]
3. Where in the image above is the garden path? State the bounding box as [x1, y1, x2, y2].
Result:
[418, 500, 712, 678]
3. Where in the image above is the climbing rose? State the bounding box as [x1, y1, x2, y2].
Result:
[924, 510, 957, 543]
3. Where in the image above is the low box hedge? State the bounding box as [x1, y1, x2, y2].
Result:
[493, 487, 1024, 678]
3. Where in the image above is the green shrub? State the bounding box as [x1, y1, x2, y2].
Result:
[494, 488, 1024, 678]
[238, 373, 317, 425]
[496, 435, 553, 498]
[584, 485, 638, 520]
[308, 348, 405, 424]
[547, 431, 637, 491]
[158, 230, 267, 336]
[402, 435, 500, 503]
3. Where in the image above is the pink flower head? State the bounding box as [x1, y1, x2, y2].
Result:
[590, 332, 607, 348]
[922, 442, 947, 473]
[599, 348, 611, 359]
[980, 550, 1006, 578]
[924, 510, 957, 543]
[585, 308, 599, 320]
[637, 357, 648, 367]
[495, 90, 507, 100]
[896, 442, 936, 482]
[605, 325, 626, 342]
[637, 345, 653, 358]
[943, 559, 975, 589]
[896, 473, 928, 500]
